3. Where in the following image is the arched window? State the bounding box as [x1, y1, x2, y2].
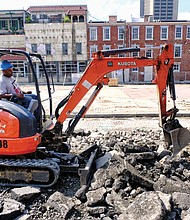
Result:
[72, 16, 78, 22]
[79, 15, 84, 22]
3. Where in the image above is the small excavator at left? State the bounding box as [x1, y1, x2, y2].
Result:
[0, 49, 99, 189]
[0, 44, 189, 189]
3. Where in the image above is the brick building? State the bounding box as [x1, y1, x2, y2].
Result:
[88, 16, 190, 83]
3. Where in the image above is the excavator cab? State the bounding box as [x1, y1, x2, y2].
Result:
[0, 49, 55, 155]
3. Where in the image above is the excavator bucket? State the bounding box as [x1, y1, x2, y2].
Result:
[170, 127, 190, 156]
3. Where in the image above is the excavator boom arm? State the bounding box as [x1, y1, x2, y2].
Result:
[57, 44, 173, 125]
[54, 44, 190, 156]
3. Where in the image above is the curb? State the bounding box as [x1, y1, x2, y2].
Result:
[69, 113, 190, 118]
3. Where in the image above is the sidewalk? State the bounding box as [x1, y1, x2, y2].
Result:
[51, 84, 190, 117]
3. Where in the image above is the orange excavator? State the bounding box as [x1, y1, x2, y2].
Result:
[0, 44, 189, 188]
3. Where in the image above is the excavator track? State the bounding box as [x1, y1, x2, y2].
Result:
[0, 158, 60, 188]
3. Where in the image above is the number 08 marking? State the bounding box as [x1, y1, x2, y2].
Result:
[0, 140, 8, 148]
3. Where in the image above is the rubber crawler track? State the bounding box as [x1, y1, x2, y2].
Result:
[0, 158, 60, 188]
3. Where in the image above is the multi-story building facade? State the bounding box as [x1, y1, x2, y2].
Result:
[126, 20, 190, 82]
[0, 5, 88, 84]
[0, 4, 190, 84]
[88, 17, 190, 83]
[25, 5, 88, 84]
[0, 10, 29, 77]
[140, 0, 179, 21]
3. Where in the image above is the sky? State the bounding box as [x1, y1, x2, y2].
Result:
[1, 0, 190, 22]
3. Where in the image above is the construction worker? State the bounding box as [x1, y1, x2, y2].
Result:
[0, 60, 38, 112]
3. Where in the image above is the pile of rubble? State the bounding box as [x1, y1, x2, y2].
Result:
[1, 129, 190, 220]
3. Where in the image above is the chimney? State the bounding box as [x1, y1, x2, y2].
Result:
[109, 15, 117, 23]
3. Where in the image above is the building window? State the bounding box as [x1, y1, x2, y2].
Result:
[160, 26, 168, 40]
[60, 61, 77, 81]
[175, 26, 182, 39]
[131, 44, 139, 57]
[173, 63, 180, 72]
[132, 67, 138, 72]
[31, 44, 37, 53]
[187, 26, 190, 39]
[132, 26, 139, 40]
[78, 62, 86, 72]
[118, 26, 124, 40]
[174, 45, 182, 58]
[73, 16, 78, 22]
[90, 27, 97, 41]
[145, 45, 153, 58]
[40, 14, 48, 19]
[45, 44, 51, 55]
[62, 43, 68, 55]
[90, 45, 98, 58]
[118, 45, 125, 57]
[32, 14, 37, 21]
[103, 27, 110, 40]
[79, 15, 84, 22]
[146, 26, 153, 40]
[76, 43, 82, 55]
[11, 19, 18, 31]
[103, 45, 111, 50]
[0, 20, 8, 30]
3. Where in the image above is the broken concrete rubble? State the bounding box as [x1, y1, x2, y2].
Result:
[11, 186, 41, 202]
[1, 128, 190, 219]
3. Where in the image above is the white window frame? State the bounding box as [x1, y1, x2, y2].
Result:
[103, 44, 111, 50]
[145, 26, 153, 40]
[90, 27, 97, 41]
[103, 27, 110, 40]
[175, 26, 182, 39]
[118, 45, 125, 57]
[145, 45, 153, 58]
[187, 26, 190, 39]
[118, 26, 124, 40]
[160, 26, 168, 40]
[131, 44, 139, 57]
[173, 63, 181, 73]
[174, 44, 182, 58]
[90, 45, 98, 59]
[131, 26, 139, 40]
[118, 45, 124, 49]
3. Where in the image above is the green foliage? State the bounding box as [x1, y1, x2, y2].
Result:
[25, 16, 31, 23]
[63, 16, 71, 23]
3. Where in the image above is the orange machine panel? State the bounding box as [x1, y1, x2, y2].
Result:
[0, 109, 41, 155]
[0, 110, 19, 138]
[0, 133, 41, 155]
